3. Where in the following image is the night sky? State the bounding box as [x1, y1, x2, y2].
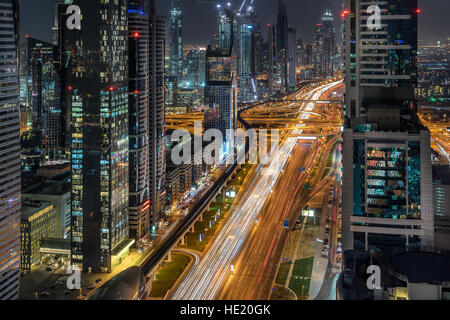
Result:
[20, 0, 450, 45]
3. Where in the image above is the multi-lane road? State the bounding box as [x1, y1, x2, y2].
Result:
[172, 80, 343, 300]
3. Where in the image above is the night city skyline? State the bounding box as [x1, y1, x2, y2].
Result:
[21, 0, 450, 45]
[0, 0, 449, 309]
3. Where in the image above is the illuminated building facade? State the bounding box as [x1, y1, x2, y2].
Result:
[20, 201, 58, 271]
[0, 0, 20, 300]
[168, 0, 183, 82]
[432, 166, 450, 252]
[183, 47, 206, 89]
[28, 38, 66, 162]
[204, 46, 237, 143]
[313, 10, 336, 79]
[342, 0, 434, 252]
[59, 0, 130, 273]
[287, 27, 297, 91]
[149, 1, 167, 228]
[128, 0, 150, 244]
[276, 0, 288, 92]
[165, 76, 177, 107]
[217, 3, 234, 52]
[268, 23, 281, 94]
[237, 2, 257, 102]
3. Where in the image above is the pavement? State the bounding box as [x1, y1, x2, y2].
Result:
[310, 145, 343, 300]
[284, 216, 308, 288]
[309, 240, 330, 299]
[20, 164, 225, 300]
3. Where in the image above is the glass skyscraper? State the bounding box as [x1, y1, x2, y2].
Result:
[128, 0, 150, 244]
[168, 0, 183, 82]
[342, 0, 434, 252]
[0, 0, 20, 300]
[313, 10, 336, 79]
[27, 38, 66, 163]
[57, 0, 130, 273]
[237, 2, 258, 103]
[217, 3, 234, 52]
[204, 46, 237, 144]
[148, 0, 167, 229]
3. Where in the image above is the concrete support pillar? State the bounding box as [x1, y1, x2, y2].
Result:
[153, 271, 157, 281]
[190, 225, 195, 233]
[166, 251, 172, 263]
[200, 213, 203, 222]
[180, 235, 185, 246]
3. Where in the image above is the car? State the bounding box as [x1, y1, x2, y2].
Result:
[49, 284, 56, 289]
[64, 290, 72, 295]
[40, 291, 50, 297]
[95, 279, 102, 284]
[88, 283, 97, 290]
[46, 267, 53, 272]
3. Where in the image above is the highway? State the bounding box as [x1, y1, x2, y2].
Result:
[140, 156, 241, 276]
[219, 82, 343, 300]
[418, 112, 450, 165]
[172, 80, 343, 300]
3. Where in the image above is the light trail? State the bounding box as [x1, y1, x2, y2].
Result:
[172, 81, 342, 300]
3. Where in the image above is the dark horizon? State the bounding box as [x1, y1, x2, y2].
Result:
[20, 0, 450, 46]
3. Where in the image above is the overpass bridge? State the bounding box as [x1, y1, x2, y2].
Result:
[138, 105, 255, 286]
[268, 99, 343, 104]
[113, 80, 342, 293]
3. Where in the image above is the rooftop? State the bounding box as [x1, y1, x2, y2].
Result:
[433, 165, 450, 185]
[22, 172, 71, 196]
[389, 251, 450, 284]
[22, 200, 53, 220]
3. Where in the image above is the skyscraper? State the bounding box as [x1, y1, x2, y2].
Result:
[204, 45, 237, 144]
[59, 0, 130, 273]
[27, 38, 66, 163]
[287, 27, 297, 91]
[342, 0, 434, 252]
[128, 0, 150, 244]
[313, 10, 337, 79]
[183, 47, 206, 88]
[268, 23, 281, 94]
[276, 0, 289, 92]
[237, 1, 258, 102]
[322, 10, 337, 77]
[168, 0, 183, 82]
[0, 0, 21, 300]
[149, 0, 167, 229]
[217, 3, 234, 52]
[313, 22, 325, 79]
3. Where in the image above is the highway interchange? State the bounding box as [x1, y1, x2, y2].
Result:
[172, 80, 343, 300]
